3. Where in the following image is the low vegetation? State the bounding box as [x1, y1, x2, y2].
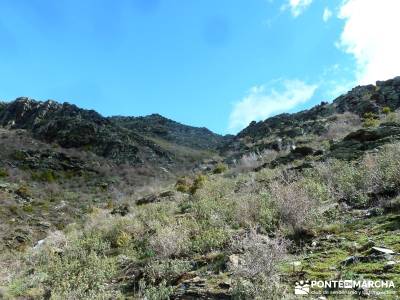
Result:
[3, 141, 400, 299]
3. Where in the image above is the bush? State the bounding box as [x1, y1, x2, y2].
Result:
[270, 179, 322, 234]
[382, 196, 400, 212]
[191, 177, 236, 226]
[10, 231, 118, 299]
[232, 152, 261, 173]
[313, 144, 400, 207]
[362, 112, 379, 128]
[232, 192, 277, 231]
[384, 111, 400, 123]
[115, 230, 131, 248]
[175, 175, 208, 194]
[231, 231, 289, 299]
[0, 168, 8, 178]
[31, 170, 56, 182]
[382, 106, 391, 115]
[231, 231, 289, 278]
[190, 174, 207, 194]
[149, 225, 190, 258]
[213, 162, 228, 174]
[191, 226, 230, 253]
[299, 173, 333, 203]
[175, 177, 191, 193]
[373, 144, 400, 193]
[138, 279, 174, 300]
[143, 259, 192, 285]
[315, 160, 369, 206]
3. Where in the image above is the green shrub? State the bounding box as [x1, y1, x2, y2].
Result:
[149, 224, 190, 258]
[139, 279, 174, 300]
[314, 145, 400, 207]
[143, 259, 192, 284]
[319, 160, 369, 206]
[231, 192, 278, 231]
[382, 106, 391, 115]
[374, 144, 400, 193]
[22, 204, 33, 213]
[257, 194, 279, 232]
[192, 195, 235, 227]
[190, 174, 207, 194]
[0, 168, 8, 178]
[299, 174, 332, 203]
[213, 162, 228, 174]
[363, 117, 379, 128]
[362, 112, 379, 128]
[115, 230, 131, 248]
[9, 231, 117, 299]
[191, 226, 230, 253]
[175, 177, 191, 193]
[31, 170, 56, 182]
[12, 150, 27, 161]
[385, 112, 400, 123]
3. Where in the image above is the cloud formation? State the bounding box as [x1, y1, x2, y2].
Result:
[322, 8, 332, 22]
[228, 80, 317, 132]
[338, 0, 400, 84]
[283, 0, 313, 17]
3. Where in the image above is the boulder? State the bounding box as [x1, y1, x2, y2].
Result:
[370, 247, 395, 255]
[111, 204, 130, 216]
[330, 123, 400, 160]
[136, 190, 175, 205]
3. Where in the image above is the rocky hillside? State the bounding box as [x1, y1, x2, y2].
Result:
[0, 98, 227, 170]
[223, 76, 400, 168]
[237, 76, 400, 141]
[110, 114, 231, 151]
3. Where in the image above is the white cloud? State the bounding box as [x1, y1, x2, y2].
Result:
[322, 8, 332, 22]
[338, 0, 400, 85]
[283, 0, 313, 17]
[228, 80, 317, 132]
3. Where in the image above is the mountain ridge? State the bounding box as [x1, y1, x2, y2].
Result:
[0, 97, 229, 171]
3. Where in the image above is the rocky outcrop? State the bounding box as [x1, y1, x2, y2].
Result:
[136, 190, 175, 205]
[333, 77, 400, 115]
[10, 149, 95, 172]
[330, 123, 400, 160]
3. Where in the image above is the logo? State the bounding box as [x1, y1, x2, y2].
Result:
[293, 279, 395, 296]
[295, 280, 310, 295]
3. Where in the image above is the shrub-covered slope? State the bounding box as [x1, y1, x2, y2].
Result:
[1, 77, 400, 299]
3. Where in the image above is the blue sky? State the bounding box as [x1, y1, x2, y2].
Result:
[0, 0, 399, 134]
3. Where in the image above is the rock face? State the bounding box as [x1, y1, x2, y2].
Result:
[0, 98, 228, 169]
